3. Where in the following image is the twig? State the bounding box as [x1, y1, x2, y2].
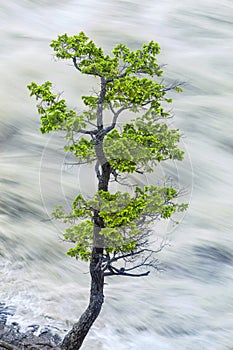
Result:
[0, 341, 18, 350]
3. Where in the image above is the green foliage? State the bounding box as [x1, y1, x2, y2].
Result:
[105, 76, 164, 106]
[50, 32, 162, 79]
[64, 138, 95, 162]
[50, 32, 118, 78]
[27, 81, 87, 134]
[53, 186, 187, 260]
[112, 41, 162, 76]
[104, 119, 184, 172]
[29, 32, 188, 262]
[64, 221, 93, 261]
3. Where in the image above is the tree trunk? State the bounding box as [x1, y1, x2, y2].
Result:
[61, 248, 104, 350]
[62, 136, 111, 349]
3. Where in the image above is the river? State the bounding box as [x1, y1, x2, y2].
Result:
[0, 0, 233, 349]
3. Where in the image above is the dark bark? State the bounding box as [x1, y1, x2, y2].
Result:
[61, 209, 106, 350]
[61, 137, 111, 349]
[61, 248, 104, 350]
[61, 74, 113, 349]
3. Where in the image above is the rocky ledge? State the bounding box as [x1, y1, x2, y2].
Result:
[0, 304, 62, 350]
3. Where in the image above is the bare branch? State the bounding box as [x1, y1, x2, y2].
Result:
[159, 81, 185, 93]
[104, 270, 150, 277]
[109, 171, 138, 188]
[135, 169, 144, 174]
[108, 101, 116, 115]
[64, 160, 95, 166]
[104, 104, 131, 134]
[103, 264, 151, 277]
[84, 119, 97, 128]
[124, 263, 156, 272]
[72, 57, 82, 72]
[123, 251, 155, 272]
[76, 128, 98, 135]
[109, 249, 147, 263]
[72, 57, 102, 77]
[0, 341, 18, 350]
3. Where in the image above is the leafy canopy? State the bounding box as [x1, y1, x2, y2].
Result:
[28, 32, 187, 261]
[52, 186, 187, 261]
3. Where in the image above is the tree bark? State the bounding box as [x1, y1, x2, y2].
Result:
[61, 247, 104, 350]
[61, 139, 111, 349]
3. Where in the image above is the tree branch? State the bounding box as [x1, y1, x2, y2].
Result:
[84, 119, 97, 128]
[75, 128, 98, 135]
[104, 270, 150, 277]
[72, 57, 82, 72]
[106, 72, 127, 83]
[64, 160, 96, 166]
[0, 341, 18, 350]
[159, 81, 185, 92]
[123, 251, 154, 272]
[109, 249, 148, 264]
[104, 104, 131, 134]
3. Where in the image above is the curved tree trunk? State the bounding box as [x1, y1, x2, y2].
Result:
[61, 248, 104, 350]
[62, 149, 111, 349]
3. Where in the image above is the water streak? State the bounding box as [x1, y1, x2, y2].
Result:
[0, 1, 233, 349]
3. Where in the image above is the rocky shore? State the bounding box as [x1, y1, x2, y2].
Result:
[0, 304, 62, 350]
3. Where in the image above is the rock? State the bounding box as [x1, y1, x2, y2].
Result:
[0, 304, 62, 349]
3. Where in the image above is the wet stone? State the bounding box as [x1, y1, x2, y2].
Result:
[0, 304, 62, 349]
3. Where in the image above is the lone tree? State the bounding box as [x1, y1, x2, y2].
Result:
[28, 32, 188, 350]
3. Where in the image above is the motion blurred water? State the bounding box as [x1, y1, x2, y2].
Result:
[0, 0, 233, 349]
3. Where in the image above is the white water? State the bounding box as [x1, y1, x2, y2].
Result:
[0, 0, 233, 349]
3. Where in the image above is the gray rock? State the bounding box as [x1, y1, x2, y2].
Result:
[0, 304, 62, 349]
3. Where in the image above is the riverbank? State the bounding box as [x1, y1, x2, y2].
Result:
[0, 304, 62, 350]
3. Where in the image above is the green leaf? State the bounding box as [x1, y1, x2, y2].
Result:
[28, 32, 188, 264]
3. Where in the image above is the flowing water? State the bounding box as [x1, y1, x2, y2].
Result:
[0, 0, 233, 349]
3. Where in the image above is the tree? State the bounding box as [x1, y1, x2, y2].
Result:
[28, 32, 188, 350]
